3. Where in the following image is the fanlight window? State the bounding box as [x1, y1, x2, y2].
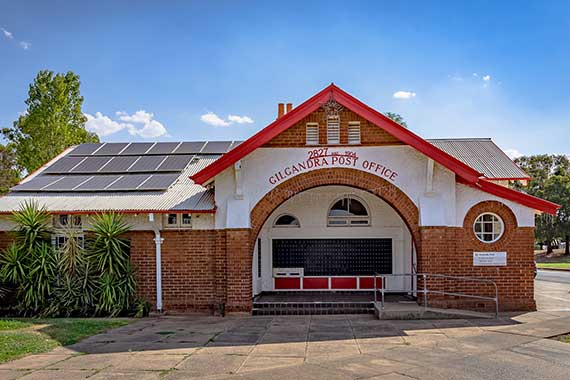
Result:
[274, 214, 300, 227]
[328, 197, 370, 226]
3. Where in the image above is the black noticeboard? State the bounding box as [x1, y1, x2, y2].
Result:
[272, 238, 392, 276]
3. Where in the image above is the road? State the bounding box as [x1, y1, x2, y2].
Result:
[536, 269, 570, 284]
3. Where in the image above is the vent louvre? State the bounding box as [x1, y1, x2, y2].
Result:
[348, 121, 361, 145]
[327, 117, 340, 144]
[306, 123, 319, 145]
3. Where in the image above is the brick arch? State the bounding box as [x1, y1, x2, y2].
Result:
[250, 168, 420, 250]
[463, 200, 518, 251]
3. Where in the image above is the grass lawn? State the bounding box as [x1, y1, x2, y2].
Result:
[537, 262, 570, 269]
[534, 250, 570, 269]
[0, 318, 129, 363]
[554, 334, 570, 344]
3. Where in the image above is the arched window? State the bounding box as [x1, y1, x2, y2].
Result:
[473, 213, 504, 243]
[273, 214, 300, 227]
[328, 197, 370, 226]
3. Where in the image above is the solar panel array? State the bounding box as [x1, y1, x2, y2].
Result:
[12, 141, 239, 193]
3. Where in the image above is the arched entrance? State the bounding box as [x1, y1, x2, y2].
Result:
[249, 168, 420, 297]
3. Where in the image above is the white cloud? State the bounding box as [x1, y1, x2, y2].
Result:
[19, 41, 31, 50]
[85, 110, 168, 138]
[393, 91, 416, 100]
[1, 28, 13, 39]
[85, 112, 131, 137]
[200, 112, 230, 127]
[228, 115, 254, 124]
[504, 148, 523, 159]
[483, 75, 491, 82]
[200, 112, 254, 127]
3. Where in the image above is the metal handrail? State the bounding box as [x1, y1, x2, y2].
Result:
[373, 272, 499, 318]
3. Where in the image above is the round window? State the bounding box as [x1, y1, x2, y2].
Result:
[473, 213, 504, 243]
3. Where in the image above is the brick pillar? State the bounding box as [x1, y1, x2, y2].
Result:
[225, 228, 252, 313]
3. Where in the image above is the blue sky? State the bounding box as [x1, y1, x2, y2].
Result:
[1, 0, 569, 157]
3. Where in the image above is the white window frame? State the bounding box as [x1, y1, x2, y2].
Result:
[348, 121, 361, 145]
[326, 116, 340, 145]
[327, 196, 370, 227]
[52, 234, 85, 250]
[306, 123, 319, 145]
[273, 213, 301, 228]
[164, 213, 193, 229]
[473, 212, 504, 243]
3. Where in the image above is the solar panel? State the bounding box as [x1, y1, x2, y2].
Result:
[201, 141, 232, 154]
[70, 157, 112, 173]
[11, 176, 64, 191]
[43, 176, 92, 191]
[128, 155, 166, 172]
[74, 175, 121, 191]
[119, 143, 154, 155]
[173, 142, 206, 154]
[69, 143, 102, 156]
[106, 174, 151, 191]
[229, 141, 243, 150]
[93, 143, 129, 155]
[99, 156, 139, 173]
[156, 155, 194, 171]
[43, 156, 85, 173]
[146, 142, 180, 155]
[137, 174, 179, 190]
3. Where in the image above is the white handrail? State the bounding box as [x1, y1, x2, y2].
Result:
[373, 272, 499, 318]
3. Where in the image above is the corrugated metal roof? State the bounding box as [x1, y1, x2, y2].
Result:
[0, 155, 219, 213]
[427, 138, 529, 180]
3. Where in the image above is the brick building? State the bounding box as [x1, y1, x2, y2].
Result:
[0, 84, 559, 314]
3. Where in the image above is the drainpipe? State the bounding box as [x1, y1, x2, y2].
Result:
[154, 229, 164, 312]
[149, 213, 163, 312]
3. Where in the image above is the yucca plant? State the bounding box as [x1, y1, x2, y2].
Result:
[48, 229, 98, 317]
[88, 212, 135, 316]
[11, 201, 51, 253]
[19, 242, 58, 314]
[58, 228, 86, 277]
[88, 213, 131, 276]
[0, 244, 28, 285]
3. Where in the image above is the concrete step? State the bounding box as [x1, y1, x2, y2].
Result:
[374, 302, 495, 320]
[253, 302, 375, 316]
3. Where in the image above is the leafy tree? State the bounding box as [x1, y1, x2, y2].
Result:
[1, 70, 99, 175]
[384, 112, 408, 128]
[0, 145, 19, 194]
[514, 155, 570, 254]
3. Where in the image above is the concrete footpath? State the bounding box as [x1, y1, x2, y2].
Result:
[1, 281, 569, 380]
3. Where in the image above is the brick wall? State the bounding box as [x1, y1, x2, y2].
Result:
[264, 108, 403, 147]
[0, 231, 13, 251]
[418, 201, 536, 312]
[129, 229, 253, 314]
[128, 231, 157, 308]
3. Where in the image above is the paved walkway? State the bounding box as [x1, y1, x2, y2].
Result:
[1, 282, 569, 380]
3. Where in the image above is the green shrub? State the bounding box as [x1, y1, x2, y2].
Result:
[0, 204, 143, 317]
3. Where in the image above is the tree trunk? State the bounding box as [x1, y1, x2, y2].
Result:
[546, 241, 553, 254]
[565, 234, 569, 256]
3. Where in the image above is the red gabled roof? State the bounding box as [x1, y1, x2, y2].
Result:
[191, 83, 560, 215]
[191, 84, 482, 185]
[458, 177, 560, 215]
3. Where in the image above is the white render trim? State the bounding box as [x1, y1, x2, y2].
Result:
[425, 158, 434, 194]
